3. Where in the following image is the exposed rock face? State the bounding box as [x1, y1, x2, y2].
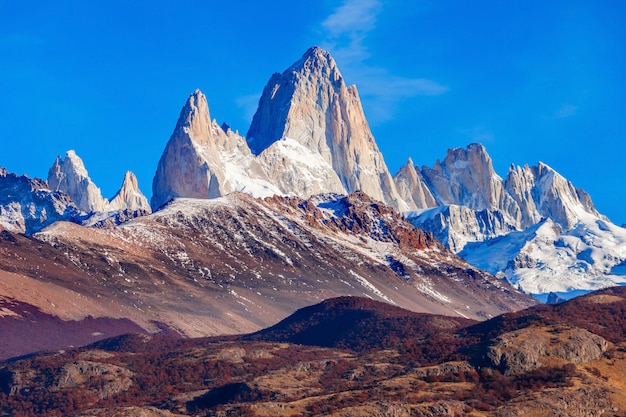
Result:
[393, 158, 436, 210]
[153, 48, 407, 210]
[151, 90, 279, 210]
[109, 171, 151, 214]
[48, 150, 108, 213]
[505, 162, 601, 230]
[48, 150, 150, 216]
[421, 144, 520, 224]
[57, 360, 133, 400]
[405, 144, 604, 245]
[0, 167, 80, 235]
[151, 90, 231, 209]
[486, 325, 609, 375]
[248, 46, 407, 210]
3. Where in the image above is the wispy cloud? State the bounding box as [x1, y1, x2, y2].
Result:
[321, 0, 381, 63]
[318, 0, 447, 124]
[322, 0, 381, 38]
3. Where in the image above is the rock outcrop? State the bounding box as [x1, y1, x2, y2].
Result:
[487, 325, 609, 375]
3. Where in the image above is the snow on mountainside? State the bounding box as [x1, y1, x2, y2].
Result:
[403, 143, 625, 297]
[407, 205, 517, 253]
[460, 212, 626, 295]
[0, 167, 80, 234]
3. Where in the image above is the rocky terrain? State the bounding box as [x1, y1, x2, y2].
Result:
[1, 287, 625, 417]
[0, 191, 534, 360]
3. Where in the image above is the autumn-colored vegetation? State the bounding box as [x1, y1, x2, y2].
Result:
[1, 287, 625, 416]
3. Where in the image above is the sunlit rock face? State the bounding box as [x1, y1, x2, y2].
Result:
[247, 46, 407, 210]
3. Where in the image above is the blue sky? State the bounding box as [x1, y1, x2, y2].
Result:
[1, 1, 625, 224]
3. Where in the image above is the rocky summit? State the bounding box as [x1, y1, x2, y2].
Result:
[248, 46, 406, 210]
[152, 47, 406, 212]
[48, 150, 151, 215]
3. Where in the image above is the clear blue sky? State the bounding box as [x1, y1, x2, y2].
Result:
[1, 1, 625, 224]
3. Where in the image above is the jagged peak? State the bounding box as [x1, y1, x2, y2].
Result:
[535, 161, 556, 175]
[284, 46, 343, 85]
[48, 149, 89, 179]
[109, 170, 151, 214]
[184, 89, 208, 112]
[445, 143, 489, 161]
[288, 46, 337, 72]
[172, 88, 213, 144]
[120, 171, 139, 190]
[405, 157, 415, 168]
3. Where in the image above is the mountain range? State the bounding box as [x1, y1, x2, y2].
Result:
[1, 46, 625, 356]
[143, 46, 626, 297]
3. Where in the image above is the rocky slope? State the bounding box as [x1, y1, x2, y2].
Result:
[0, 192, 534, 359]
[2, 287, 624, 417]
